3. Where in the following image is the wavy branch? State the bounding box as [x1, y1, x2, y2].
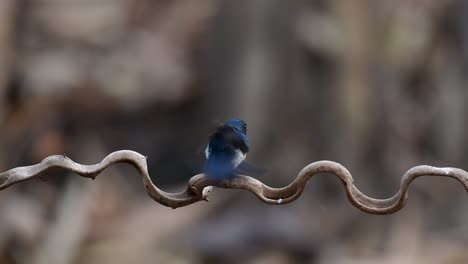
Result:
[0, 150, 467, 214]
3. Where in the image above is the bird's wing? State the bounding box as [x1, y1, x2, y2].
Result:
[234, 160, 267, 176]
[213, 125, 249, 153]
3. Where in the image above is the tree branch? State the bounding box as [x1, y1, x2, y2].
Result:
[0, 150, 467, 214]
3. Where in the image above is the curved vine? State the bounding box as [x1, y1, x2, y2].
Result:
[0, 150, 467, 214]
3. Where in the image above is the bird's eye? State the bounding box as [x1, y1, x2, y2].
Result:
[243, 124, 247, 132]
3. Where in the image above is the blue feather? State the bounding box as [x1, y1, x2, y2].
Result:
[206, 151, 237, 179]
[205, 119, 249, 179]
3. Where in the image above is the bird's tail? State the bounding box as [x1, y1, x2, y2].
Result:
[205, 154, 235, 179]
[234, 161, 267, 176]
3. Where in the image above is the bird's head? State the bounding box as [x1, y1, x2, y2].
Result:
[226, 119, 247, 136]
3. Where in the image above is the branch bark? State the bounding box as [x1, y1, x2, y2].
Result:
[0, 150, 467, 214]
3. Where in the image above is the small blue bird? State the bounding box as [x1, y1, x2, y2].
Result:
[205, 119, 249, 179]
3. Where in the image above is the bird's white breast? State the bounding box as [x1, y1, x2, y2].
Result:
[232, 149, 246, 168]
[205, 146, 210, 159]
[205, 146, 246, 168]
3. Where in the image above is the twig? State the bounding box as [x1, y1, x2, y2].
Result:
[0, 150, 467, 214]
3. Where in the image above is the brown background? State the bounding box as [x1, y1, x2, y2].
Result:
[0, 0, 467, 263]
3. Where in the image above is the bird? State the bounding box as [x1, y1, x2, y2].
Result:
[204, 119, 249, 179]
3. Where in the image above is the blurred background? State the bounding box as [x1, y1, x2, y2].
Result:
[0, 0, 467, 263]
